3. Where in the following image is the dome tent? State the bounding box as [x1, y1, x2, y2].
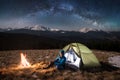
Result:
[63, 43, 100, 68]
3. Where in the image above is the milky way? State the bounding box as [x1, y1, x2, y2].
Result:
[0, 0, 120, 31]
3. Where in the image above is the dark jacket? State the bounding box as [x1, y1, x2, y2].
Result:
[54, 56, 66, 69]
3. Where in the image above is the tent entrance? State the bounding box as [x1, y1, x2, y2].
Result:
[64, 49, 81, 68]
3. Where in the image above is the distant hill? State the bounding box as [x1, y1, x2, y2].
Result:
[0, 26, 120, 51]
[0, 32, 65, 50]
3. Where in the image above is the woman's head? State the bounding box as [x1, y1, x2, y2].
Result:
[59, 50, 64, 57]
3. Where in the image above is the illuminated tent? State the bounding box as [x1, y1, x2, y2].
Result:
[63, 43, 101, 68]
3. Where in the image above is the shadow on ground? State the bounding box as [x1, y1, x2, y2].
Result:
[80, 62, 119, 73]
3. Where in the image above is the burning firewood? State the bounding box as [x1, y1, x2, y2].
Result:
[0, 52, 55, 76]
[20, 53, 31, 67]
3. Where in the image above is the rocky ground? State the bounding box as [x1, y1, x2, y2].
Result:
[0, 49, 120, 80]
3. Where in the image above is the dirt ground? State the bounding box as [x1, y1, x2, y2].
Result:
[0, 49, 120, 80]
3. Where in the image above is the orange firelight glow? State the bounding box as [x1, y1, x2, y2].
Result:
[20, 53, 31, 67]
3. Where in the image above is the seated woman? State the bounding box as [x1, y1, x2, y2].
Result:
[45, 50, 66, 70]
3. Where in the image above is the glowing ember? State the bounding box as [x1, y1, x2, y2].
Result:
[20, 53, 31, 67]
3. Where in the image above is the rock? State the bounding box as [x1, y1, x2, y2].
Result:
[32, 74, 38, 78]
[108, 56, 120, 68]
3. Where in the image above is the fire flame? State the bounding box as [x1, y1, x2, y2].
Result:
[20, 53, 31, 67]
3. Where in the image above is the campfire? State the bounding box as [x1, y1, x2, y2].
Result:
[0, 52, 56, 76]
[19, 53, 47, 69]
[20, 53, 31, 67]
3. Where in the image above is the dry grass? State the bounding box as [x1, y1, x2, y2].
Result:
[0, 49, 120, 80]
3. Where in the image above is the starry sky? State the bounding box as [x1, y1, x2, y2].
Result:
[0, 0, 120, 31]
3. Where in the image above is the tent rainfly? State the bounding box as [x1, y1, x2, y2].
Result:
[63, 43, 101, 68]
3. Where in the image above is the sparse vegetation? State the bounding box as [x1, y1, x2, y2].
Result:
[0, 50, 120, 80]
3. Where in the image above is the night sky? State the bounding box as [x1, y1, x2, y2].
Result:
[0, 0, 120, 31]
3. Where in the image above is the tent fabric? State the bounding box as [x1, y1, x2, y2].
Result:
[63, 43, 100, 68]
[65, 49, 81, 68]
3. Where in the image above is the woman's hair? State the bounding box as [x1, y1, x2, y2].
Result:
[60, 50, 64, 55]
